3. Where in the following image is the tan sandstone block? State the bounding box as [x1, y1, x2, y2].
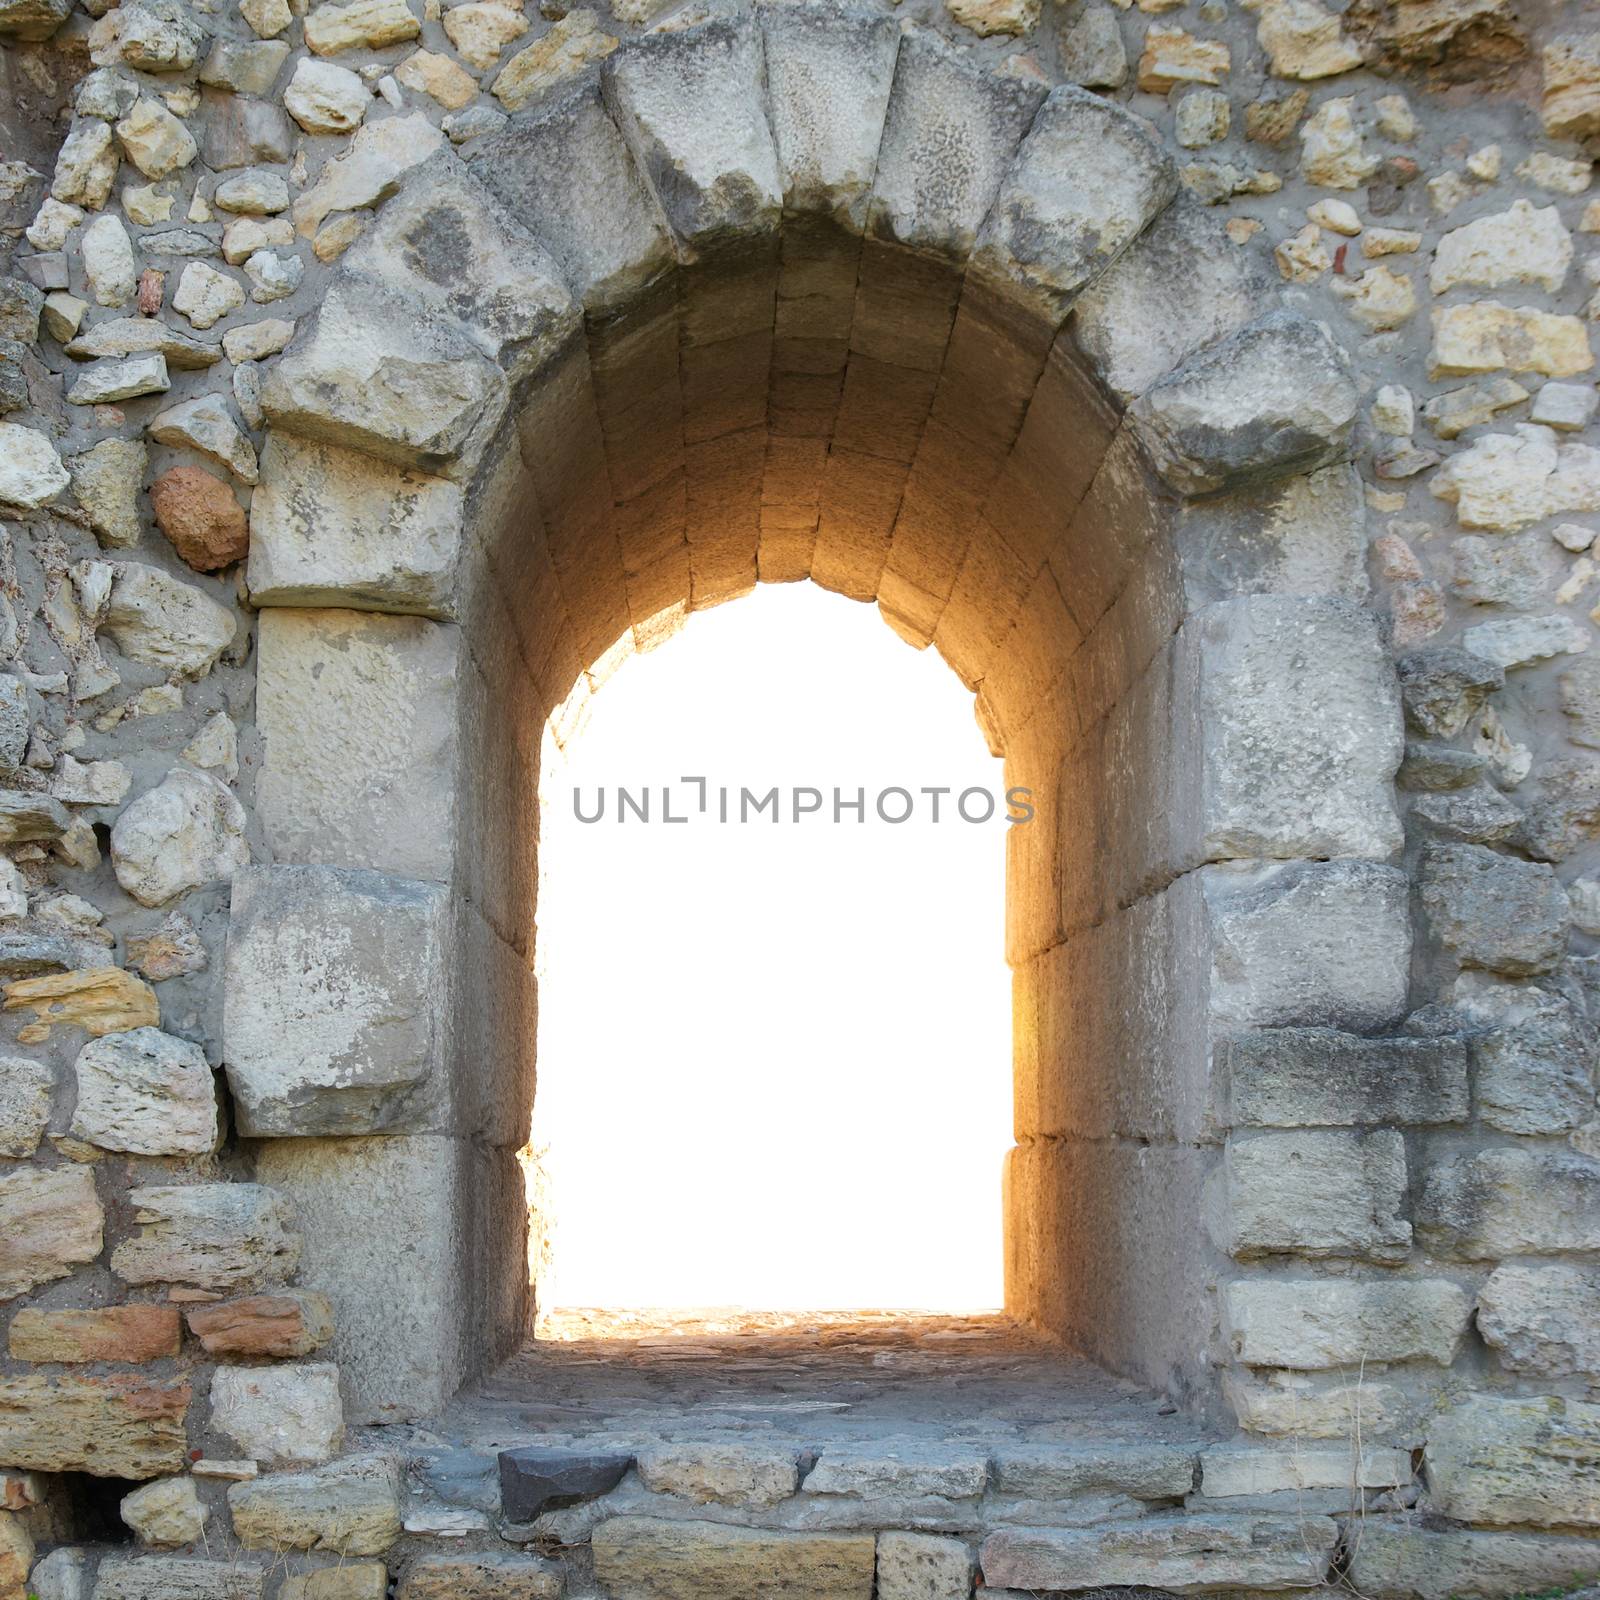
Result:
[592, 1517, 875, 1600]
[0, 1374, 191, 1478]
[1, 967, 158, 1043]
[8, 1304, 182, 1362]
[1429, 303, 1594, 381]
[187, 1292, 335, 1358]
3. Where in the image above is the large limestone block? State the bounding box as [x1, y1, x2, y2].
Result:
[1418, 1148, 1600, 1258]
[591, 1516, 876, 1600]
[601, 14, 781, 250]
[70, 1026, 219, 1155]
[1208, 1129, 1411, 1261]
[1425, 1395, 1600, 1528]
[110, 1183, 301, 1291]
[0, 1374, 190, 1478]
[396, 1552, 563, 1599]
[1200, 860, 1411, 1032]
[972, 85, 1175, 322]
[803, 1444, 988, 1498]
[1221, 1278, 1472, 1367]
[92, 1556, 265, 1599]
[988, 1443, 1198, 1499]
[227, 1456, 403, 1554]
[867, 29, 1045, 257]
[210, 1363, 344, 1465]
[760, 1, 899, 229]
[248, 434, 460, 621]
[1072, 194, 1272, 402]
[224, 865, 448, 1137]
[635, 1441, 799, 1506]
[467, 82, 674, 312]
[0, 1164, 103, 1299]
[875, 1532, 970, 1600]
[253, 1135, 472, 1423]
[1477, 1264, 1600, 1378]
[980, 1513, 1338, 1592]
[290, 113, 443, 237]
[1221, 1027, 1469, 1128]
[1130, 310, 1361, 495]
[1181, 595, 1402, 862]
[1346, 1521, 1600, 1600]
[255, 610, 459, 884]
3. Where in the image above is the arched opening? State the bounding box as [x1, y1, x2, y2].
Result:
[529, 580, 1012, 1319]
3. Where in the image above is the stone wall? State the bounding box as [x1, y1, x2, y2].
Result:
[0, 0, 1598, 1590]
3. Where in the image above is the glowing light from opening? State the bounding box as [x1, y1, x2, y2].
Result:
[532, 583, 1011, 1311]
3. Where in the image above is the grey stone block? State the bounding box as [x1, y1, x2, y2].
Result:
[1395, 647, 1504, 739]
[499, 1447, 634, 1521]
[602, 13, 781, 251]
[223, 865, 449, 1137]
[1418, 843, 1570, 976]
[1478, 1263, 1600, 1378]
[1424, 1395, 1600, 1529]
[1130, 310, 1361, 496]
[1418, 1147, 1600, 1258]
[1221, 1027, 1470, 1128]
[1345, 1522, 1600, 1600]
[760, 0, 899, 230]
[867, 29, 1045, 257]
[91, 1557, 267, 1600]
[1221, 1277, 1472, 1367]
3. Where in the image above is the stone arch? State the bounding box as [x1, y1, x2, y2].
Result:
[219, 2, 1409, 1425]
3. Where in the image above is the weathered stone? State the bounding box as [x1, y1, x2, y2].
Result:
[1422, 378, 1529, 440]
[1426, 1395, 1600, 1528]
[118, 0, 207, 71]
[1450, 532, 1565, 608]
[988, 1443, 1197, 1499]
[115, 99, 197, 180]
[70, 439, 147, 549]
[173, 261, 246, 330]
[127, 912, 207, 982]
[67, 353, 170, 405]
[1419, 1147, 1600, 1257]
[66, 316, 221, 368]
[1331, 264, 1416, 331]
[0, 1512, 32, 1600]
[7, 1304, 181, 1362]
[395, 49, 477, 110]
[1131, 311, 1359, 495]
[1221, 1277, 1471, 1367]
[222, 315, 293, 360]
[0, 790, 68, 846]
[103, 563, 237, 677]
[1298, 96, 1376, 187]
[70, 1026, 218, 1155]
[0, 1165, 102, 1300]
[0, 0, 67, 39]
[111, 1183, 300, 1290]
[278, 1563, 387, 1600]
[198, 92, 294, 170]
[211, 1363, 344, 1466]
[1347, 1523, 1600, 1600]
[228, 1456, 404, 1555]
[92, 1557, 265, 1600]
[1396, 648, 1502, 737]
[876, 1532, 970, 1600]
[1451, 976, 1595, 1134]
[981, 1514, 1338, 1592]
[151, 397, 259, 488]
[111, 767, 249, 908]
[149, 466, 251, 570]
[807, 1445, 987, 1499]
[1409, 783, 1523, 845]
[1057, 3, 1127, 89]
[499, 1447, 633, 1521]
[592, 1517, 875, 1600]
[1199, 1444, 1411, 1495]
[396, 1553, 564, 1600]
[1208, 1129, 1411, 1261]
[1137, 25, 1231, 92]
[1224, 1367, 1410, 1439]
[0, 1373, 190, 1478]
[1542, 31, 1600, 141]
[187, 1291, 334, 1358]
[442, 1, 526, 69]
[200, 37, 290, 95]
[0, 424, 69, 507]
[1175, 87, 1230, 147]
[1247, 0, 1362, 78]
[305, 0, 418, 54]
[635, 1441, 799, 1507]
[285, 57, 370, 133]
[0, 1054, 51, 1156]
[121, 1476, 207, 1547]
[52, 121, 119, 209]
[2, 968, 158, 1041]
[82, 214, 137, 307]
[1478, 1264, 1600, 1378]
[493, 11, 617, 112]
[1432, 201, 1573, 296]
[1222, 1027, 1469, 1128]
[1418, 843, 1569, 975]
[1429, 303, 1593, 382]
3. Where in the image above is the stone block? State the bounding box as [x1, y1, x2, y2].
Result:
[396, 1553, 563, 1599]
[228, 1456, 403, 1555]
[1418, 1148, 1600, 1258]
[591, 1517, 876, 1600]
[0, 1164, 103, 1300]
[601, 14, 781, 249]
[1478, 1264, 1600, 1378]
[1199, 1444, 1412, 1496]
[186, 1292, 334, 1359]
[1425, 1395, 1600, 1528]
[223, 865, 449, 1137]
[973, 85, 1175, 322]
[253, 1135, 475, 1424]
[1453, 977, 1596, 1135]
[210, 1363, 344, 1466]
[110, 1184, 300, 1292]
[248, 434, 461, 620]
[1201, 860, 1411, 1032]
[1208, 1130, 1411, 1261]
[1072, 193, 1271, 401]
[8, 1304, 182, 1363]
[1130, 310, 1361, 496]
[876, 1532, 971, 1600]
[1419, 843, 1570, 976]
[635, 1441, 798, 1507]
[1180, 595, 1403, 863]
[760, 0, 899, 229]
[92, 1557, 265, 1600]
[980, 1513, 1338, 1592]
[278, 1563, 388, 1600]
[1223, 1367, 1413, 1440]
[110, 767, 250, 908]
[801, 1445, 988, 1499]
[1221, 1027, 1470, 1128]
[1345, 1521, 1600, 1600]
[255, 610, 460, 884]
[0, 1374, 190, 1478]
[867, 30, 1045, 257]
[1397, 648, 1503, 739]
[988, 1443, 1198, 1499]
[500, 1446, 634, 1521]
[1222, 1277, 1472, 1367]
[120, 1476, 207, 1547]
[70, 1027, 219, 1155]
